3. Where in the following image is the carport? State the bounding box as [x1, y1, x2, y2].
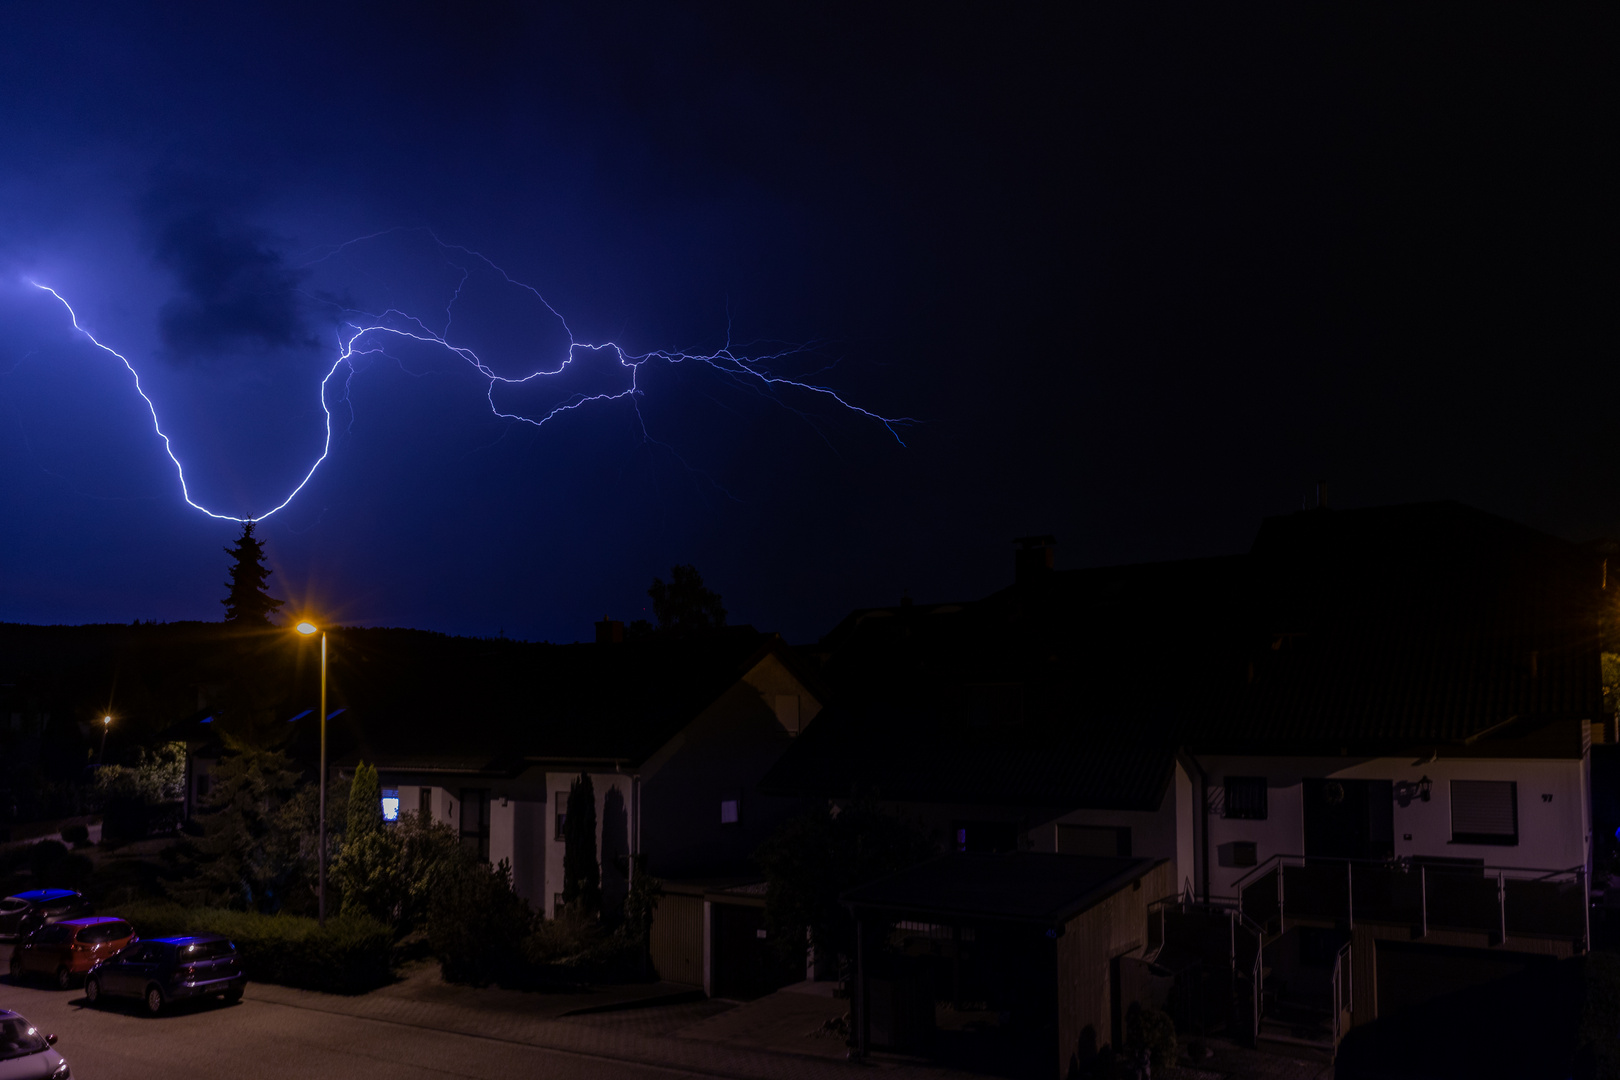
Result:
[842, 852, 1173, 1080]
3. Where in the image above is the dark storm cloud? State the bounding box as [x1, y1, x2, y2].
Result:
[142, 190, 314, 363]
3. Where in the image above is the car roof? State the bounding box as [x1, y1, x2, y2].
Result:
[150, 934, 230, 945]
[60, 916, 126, 927]
[6, 889, 80, 903]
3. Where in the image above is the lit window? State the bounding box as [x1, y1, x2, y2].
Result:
[720, 798, 740, 825]
[381, 789, 400, 823]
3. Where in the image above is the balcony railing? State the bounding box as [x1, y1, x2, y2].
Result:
[1234, 855, 1588, 948]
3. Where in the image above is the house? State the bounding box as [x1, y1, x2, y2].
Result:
[344, 627, 823, 932]
[770, 502, 1603, 1056]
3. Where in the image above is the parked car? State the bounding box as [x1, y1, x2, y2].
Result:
[85, 935, 245, 1015]
[9, 918, 136, 990]
[0, 892, 92, 943]
[0, 1008, 70, 1079]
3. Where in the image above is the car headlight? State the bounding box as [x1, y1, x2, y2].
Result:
[50, 1060, 71, 1079]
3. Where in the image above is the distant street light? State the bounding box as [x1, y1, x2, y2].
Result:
[296, 620, 329, 927]
[99, 715, 111, 764]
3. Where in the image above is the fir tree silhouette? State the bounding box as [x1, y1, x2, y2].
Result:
[222, 520, 284, 626]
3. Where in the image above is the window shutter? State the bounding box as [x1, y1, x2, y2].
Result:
[1451, 780, 1517, 841]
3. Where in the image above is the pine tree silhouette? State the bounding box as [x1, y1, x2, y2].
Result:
[222, 521, 284, 626]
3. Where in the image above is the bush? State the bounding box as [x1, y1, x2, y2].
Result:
[427, 858, 532, 986]
[1124, 1003, 1178, 1073]
[61, 824, 90, 848]
[332, 812, 462, 931]
[115, 901, 393, 994]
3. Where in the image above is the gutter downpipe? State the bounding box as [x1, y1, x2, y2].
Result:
[1187, 752, 1211, 905]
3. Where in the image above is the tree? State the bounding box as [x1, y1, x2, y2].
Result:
[647, 564, 726, 636]
[347, 761, 382, 843]
[171, 739, 304, 911]
[222, 520, 283, 626]
[334, 809, 464, 928]
[562, 772, 600, 915]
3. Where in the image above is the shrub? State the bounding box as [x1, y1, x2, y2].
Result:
[427, 857, 532, 986]
[114, 901, 393, 994]
[1124, 1003, 1178, 1072]
[332, 811, 462, 931]
[60, 824, 90, 848]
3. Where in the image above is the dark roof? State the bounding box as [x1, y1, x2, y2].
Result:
[321, 625, 779, 767]
[782, 502, 1603, 790]
[1197, 501, 1602, 752]
[761, 703, 1177, 810]
[841, 853, 1165, 926]
[765, 554, 1248, 809]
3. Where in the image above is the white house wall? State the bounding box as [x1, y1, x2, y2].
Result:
[1028, 761, 1196, 896]
[1196, 754, 1590, 901]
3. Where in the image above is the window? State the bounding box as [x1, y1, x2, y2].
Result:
[1057, 824, 1131, 857]
[1224, 777, 1268, 820]
[954, 821, 1018, 854]
[720, 794, 741, 825]
[418, 786, 433, 822]
[1451, 780, 1518, 845]
[381, 789, 400, 823]
[196, 773, 211, 798]
[77, 921, 131, 944]
[555, 791, 568, 841]
[1232, 841, 1258, 867]
[460, 788, 491, 860]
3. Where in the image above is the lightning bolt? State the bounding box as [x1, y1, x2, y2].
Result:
[26, 235, 911, 524]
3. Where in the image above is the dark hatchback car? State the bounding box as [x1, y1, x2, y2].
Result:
[0, 891, 92, 943]
[85, 935, 245, 1015]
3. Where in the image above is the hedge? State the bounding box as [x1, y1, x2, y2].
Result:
[113, 902, 393, 995]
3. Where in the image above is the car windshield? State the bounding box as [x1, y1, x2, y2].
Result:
[0, 1018, 48, 1061]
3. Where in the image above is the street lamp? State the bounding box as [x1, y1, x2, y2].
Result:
[98, 716, 111, 764]
[296, 621, 328, 927]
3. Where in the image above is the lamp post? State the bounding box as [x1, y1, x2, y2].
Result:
[98, 716, 111, 764]
[296, 621, 328, 927]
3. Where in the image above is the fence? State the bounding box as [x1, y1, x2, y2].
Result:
[1234, 855, 1587, 947]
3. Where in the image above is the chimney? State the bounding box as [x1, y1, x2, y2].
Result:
[595, 617, 624, 644]
[1014, 535, 1056, 585]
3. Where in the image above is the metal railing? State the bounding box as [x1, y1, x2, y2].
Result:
[1147, 894, 1265, 1043]
[1234, 854, 1588, 948]
[1331, 939, 1351, 1045]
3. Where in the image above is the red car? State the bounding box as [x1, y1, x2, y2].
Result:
[9, 916, 136, 989]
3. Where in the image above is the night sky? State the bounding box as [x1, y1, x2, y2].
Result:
[0, 5, 1611, 644]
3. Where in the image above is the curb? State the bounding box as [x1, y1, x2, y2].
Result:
[559, 987, 708, 1016]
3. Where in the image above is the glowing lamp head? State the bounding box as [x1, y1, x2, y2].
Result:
[297, 622, 318, 636]
[103, 716, 111, 726]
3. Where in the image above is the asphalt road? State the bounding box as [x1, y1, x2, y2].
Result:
[0, 946, 705, 1080]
